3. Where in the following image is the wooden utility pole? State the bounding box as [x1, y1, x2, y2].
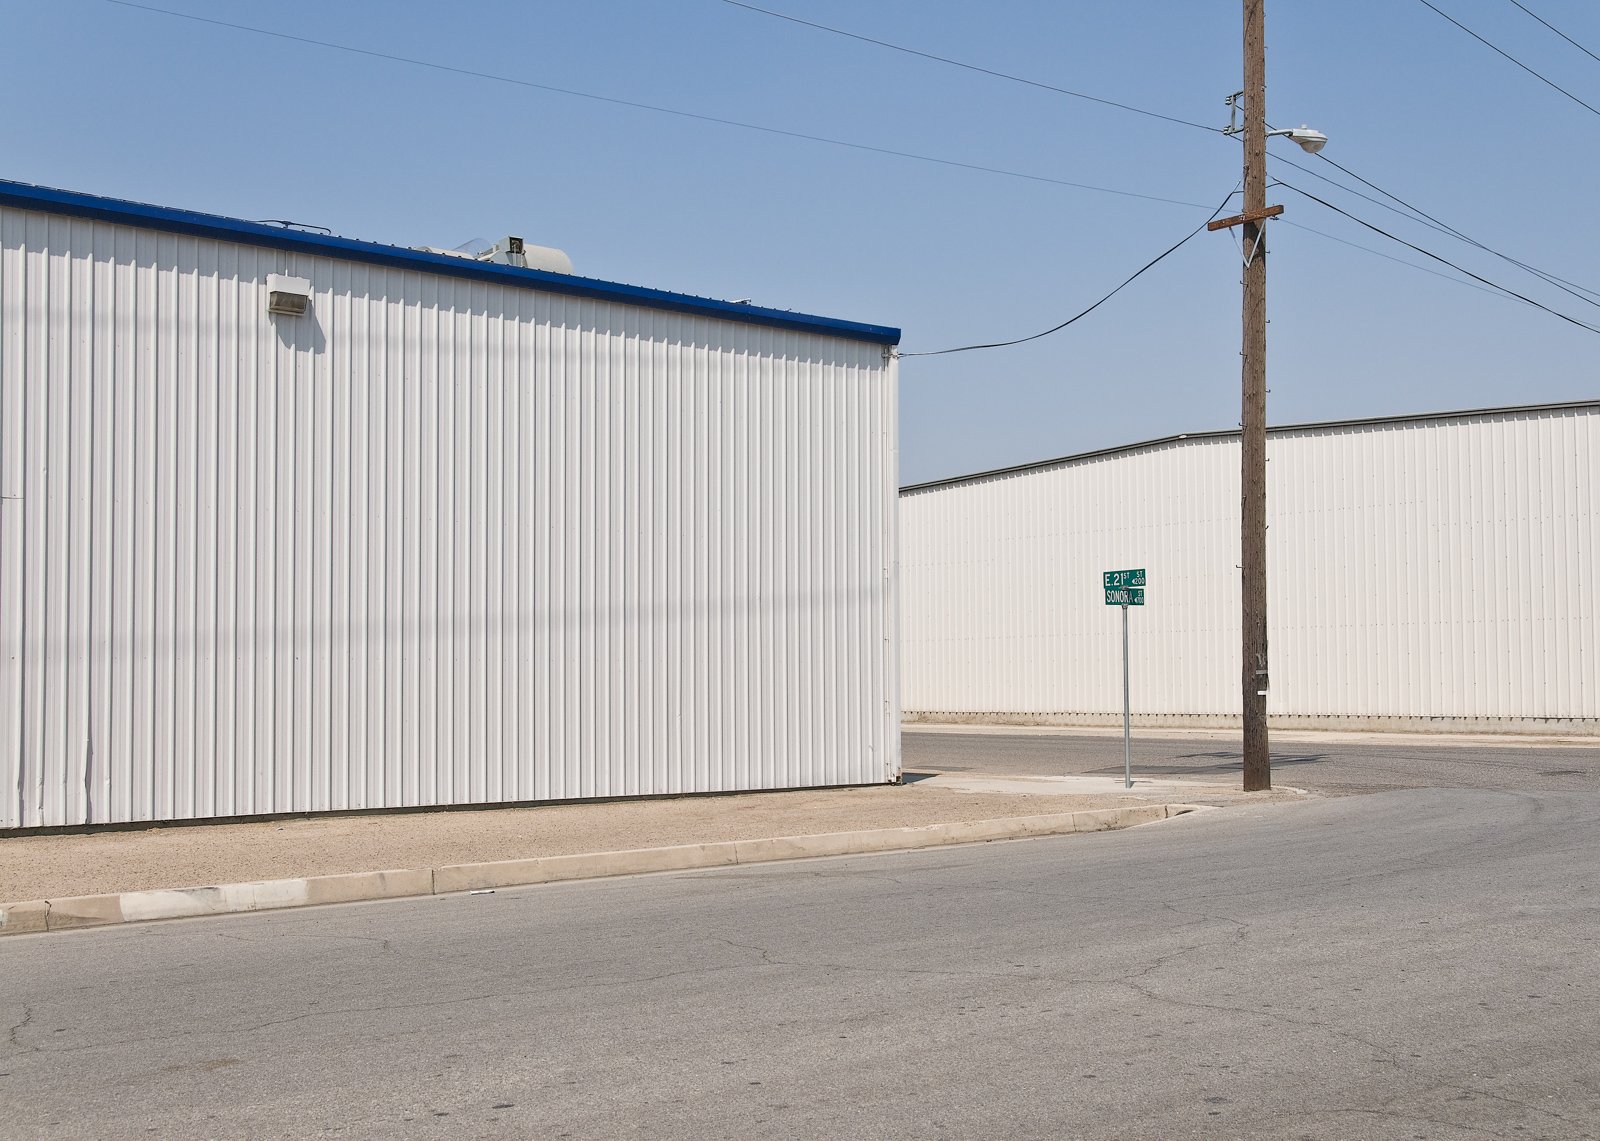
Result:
[1240, 0, 1271, 790]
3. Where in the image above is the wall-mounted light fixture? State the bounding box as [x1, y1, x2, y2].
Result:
[266, 273, 312, 316]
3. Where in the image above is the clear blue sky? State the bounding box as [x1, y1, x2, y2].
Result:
[6, 0, 1597, 484]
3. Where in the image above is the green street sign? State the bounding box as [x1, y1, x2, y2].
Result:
[1105, 587, 1145, 606]
[1103, 568, 1146, 589]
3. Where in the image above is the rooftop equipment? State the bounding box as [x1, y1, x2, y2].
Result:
[419, 235, 573, 274]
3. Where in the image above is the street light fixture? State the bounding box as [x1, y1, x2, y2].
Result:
[1269, 126, 1329, 154]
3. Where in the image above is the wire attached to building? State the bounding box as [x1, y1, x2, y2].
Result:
[900, 190, 1239, 358]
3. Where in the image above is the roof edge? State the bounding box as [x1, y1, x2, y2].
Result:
[900, 399, 1600, 494]
[0, 178, 901, 347]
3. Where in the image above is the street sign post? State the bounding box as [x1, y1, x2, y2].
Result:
[1103, 569, 1146, 789]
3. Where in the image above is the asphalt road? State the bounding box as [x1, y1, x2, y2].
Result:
[4, 787, 1599, 1139]
[904, 727, 1600, 796]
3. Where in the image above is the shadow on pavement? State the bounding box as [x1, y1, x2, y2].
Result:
[1087, 753, 1331, 777]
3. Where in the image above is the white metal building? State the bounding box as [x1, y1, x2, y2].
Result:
[0, 179, 901, 830]
[901, 402, 1598, 735]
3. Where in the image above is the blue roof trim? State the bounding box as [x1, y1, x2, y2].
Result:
[0, 179, 901, 347]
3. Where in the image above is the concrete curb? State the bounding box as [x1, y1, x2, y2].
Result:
[0, 804, 1198, 937]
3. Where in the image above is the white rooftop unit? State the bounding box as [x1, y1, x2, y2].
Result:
[418, 235, 574, 274]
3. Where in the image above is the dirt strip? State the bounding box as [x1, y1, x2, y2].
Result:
[1, 780, 1297, 902]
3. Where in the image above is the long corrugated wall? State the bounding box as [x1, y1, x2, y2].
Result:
[901, 405, 1598, 732]
[0, 205, 899, 829]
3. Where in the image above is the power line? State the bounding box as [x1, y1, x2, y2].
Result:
[1272, 153, 1459, 235]
[102, 0, 1600, 338]
[900, 190, 1238, 357]
[1314, 151, 1600, 302]
[1506, 0, 1600, 67]
[1275, 179, 1600, 336]
[717, 0, 1222, 134]
[1277, 217, 1511, 301]
[100, 0, 1212, 211]
[1415, 0, 1600, 117]
[713, 0, 1600, 312]
[1270, 151, 1600, 308]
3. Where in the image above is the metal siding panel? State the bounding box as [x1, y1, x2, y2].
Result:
[345, 263, 370, 810]
[0, 213, 25, 828]
[441, 285, 464, 807]
[64, 223, 94, 827]
[15, 215, 40, 827]
[467, 289, 490, 805]
[211, 244, 238, 819]
[882, 352, 902, 780]
[381, 286, 406, 809]
[193, 239, 220, 819]
[3, 203, 895, 828]
[40, 217, 70, 827]
[320, 262, 347, 812]
[413, 277, 437, 809]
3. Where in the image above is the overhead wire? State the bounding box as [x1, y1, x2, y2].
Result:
[1275, 218, 1512, 301]
[98, 0, 1600, 345]
[1506, 0, 1600, 66]
[99, 0, 1210, 210]
[1310, 151, 1598, 301]
[1271, 153, 1462, 235]
[1273, 179, 1600, 336]
[714, 0, 1600, 321]
[723, 0, 1600, 343]
[1313, 152, 1600, 302]
[1261, 189, 1539, 305]
[900, 176, 1589, 357]
[1269, 151, 1600, 308]
[899, 190, 1239, 357]
[716, 0, 1223, 134]
[1414, 0, 1600, 117]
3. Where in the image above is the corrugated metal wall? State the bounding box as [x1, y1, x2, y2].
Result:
[0, 205, 899, 829]
[901, 405, 1598, 731]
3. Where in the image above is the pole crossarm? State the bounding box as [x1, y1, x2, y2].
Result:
[1207, 204, 1284, 231]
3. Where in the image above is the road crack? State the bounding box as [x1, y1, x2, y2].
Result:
[5, 1006, 38, 1055]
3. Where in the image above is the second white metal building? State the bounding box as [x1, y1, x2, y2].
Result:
[901, 402, 1598, 735]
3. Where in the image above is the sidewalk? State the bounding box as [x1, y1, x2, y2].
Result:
[0, 772, 1302, 935]
[2, 774, 1298, 903]
[904, 721, 1598, 749]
